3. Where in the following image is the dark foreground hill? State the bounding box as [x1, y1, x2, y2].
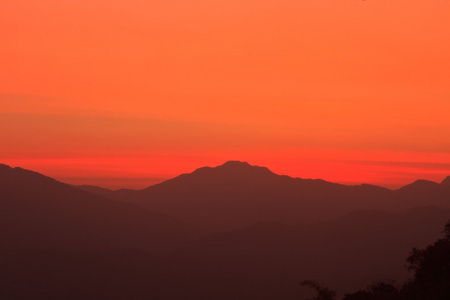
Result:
[1, 206, 449, 299]
[99, 161, 450, 231]
[181, 206, 450, 297]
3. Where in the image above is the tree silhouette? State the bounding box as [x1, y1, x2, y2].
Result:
[300, 280, 336, 300]
[342, 219, 450, 300]
[401, 219, 450, 299]
[342, 281, 399, 300]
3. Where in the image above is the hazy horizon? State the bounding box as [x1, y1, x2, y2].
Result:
[3, 160, 450, 191]
[2, 0, 450, 190]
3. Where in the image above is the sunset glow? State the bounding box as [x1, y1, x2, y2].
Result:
[1, 0, 449, 189]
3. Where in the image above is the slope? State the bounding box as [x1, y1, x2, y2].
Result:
[111, 161, 449, 231]
[0, 164, 187, 254]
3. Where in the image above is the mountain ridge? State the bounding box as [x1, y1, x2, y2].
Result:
[441, 175, 450, 186]
[97, 160, 450, 231]
[71, 160, 448, 192]
[0, 163, 189, 254]
[1, 161, 450, 299]
[3, 161, 449, 232]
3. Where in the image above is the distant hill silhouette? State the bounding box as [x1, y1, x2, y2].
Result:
[441, 176, 450, 188]
[75, 184, 116, 197]
[1, 162, 450, 299]
[0, 164, 188, 255]
[99, 161, 450, 231]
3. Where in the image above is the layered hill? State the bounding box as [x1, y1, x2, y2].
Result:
[1, 162, 450, 299]
[101, 161, 450, 231]
[2, 205, 449, 299]
[0, 164, 188, 254]
[171, 206, 450, 298]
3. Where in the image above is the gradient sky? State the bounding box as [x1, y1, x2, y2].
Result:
[1, 0, 450, 189]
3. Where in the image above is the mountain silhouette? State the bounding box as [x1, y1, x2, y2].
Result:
[441, 176, 450, 187]
[397, 179, 440, 193]
[1, 162, 450, 299]
[105, 161, 450, 231]
[0, 164, 187, 255]
[75, 184, 115, 197]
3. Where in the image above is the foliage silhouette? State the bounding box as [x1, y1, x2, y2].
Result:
[341, 219, 450, 300]
[300, 280, 336, 300]
[342, 281, 400, 300]
[401, 219, 450, 299]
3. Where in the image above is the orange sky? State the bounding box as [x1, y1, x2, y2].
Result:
[1, 0, 450, 189]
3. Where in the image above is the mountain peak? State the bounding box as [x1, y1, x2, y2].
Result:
[0, 163, 12, 171]
[215, 161, 275, 175]
[398, 179, 440, 192]
[178, 161, 277, 184]
[0, 163, 50, 179]
[219, 160, 252, 168]
[441, 176, 450, 186]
